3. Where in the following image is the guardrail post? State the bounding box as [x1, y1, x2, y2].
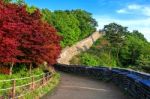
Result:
[45, 73, 48, 81]
[12, 79, 16, 99]
[47, 73, 51, 81]
[47, 73, 50, 81]
[42, 74, 45, 85]
[32, 77, 35, 89]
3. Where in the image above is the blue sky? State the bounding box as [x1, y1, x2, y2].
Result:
[25, 0, 150, 41]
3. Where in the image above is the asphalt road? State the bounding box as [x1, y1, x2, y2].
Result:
[42, 72, 129, 99]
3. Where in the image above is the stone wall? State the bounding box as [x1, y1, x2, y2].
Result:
[55, 64, 150, 99]
[57, 32, 102, 64]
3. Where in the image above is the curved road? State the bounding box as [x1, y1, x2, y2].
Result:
[42, 72, 129, 99]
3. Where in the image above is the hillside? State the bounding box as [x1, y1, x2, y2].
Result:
[71, 23, 150, 73]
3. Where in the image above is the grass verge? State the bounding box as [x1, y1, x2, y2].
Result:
[24, 72, 60, 99]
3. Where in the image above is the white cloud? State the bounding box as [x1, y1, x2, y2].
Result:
[94, 16, 150, 42]
[128, 4, 141, 10]
[98, 4, 150, 42]
[117, 4, 150, 17]
[143, 7, 150, 16]
[117, 9, 127, 13]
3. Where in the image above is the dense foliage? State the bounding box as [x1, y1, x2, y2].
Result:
[71, 23, 150, 73]
[70, 38, 117, 67]
[0, 1, 61, 73]
[120, 32, 150, 72]
[42, 9, 97, 47]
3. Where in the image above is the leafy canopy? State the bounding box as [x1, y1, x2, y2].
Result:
[0, 1, 61, 65]
[42, 9, 98, 47]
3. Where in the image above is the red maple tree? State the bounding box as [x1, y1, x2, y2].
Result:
[0, 1, 61, 74]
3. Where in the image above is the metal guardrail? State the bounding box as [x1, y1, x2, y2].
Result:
[54, 64, 150, 99]
[0, 72, 52, 99]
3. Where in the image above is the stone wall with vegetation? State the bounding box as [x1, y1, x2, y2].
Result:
[57, 32, 102, 64]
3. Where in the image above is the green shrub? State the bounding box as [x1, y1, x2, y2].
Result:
[78, 52, 117, 67]
[80, 53, 100, 66]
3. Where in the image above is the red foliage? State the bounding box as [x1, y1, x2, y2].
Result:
[0, 66, 10, 74]
[0, 1, 61, 65]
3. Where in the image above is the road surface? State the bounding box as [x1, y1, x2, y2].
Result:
[42, 72, 129, 99]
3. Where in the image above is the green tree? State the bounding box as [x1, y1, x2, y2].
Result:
[3, 0, 25, 4]
[3, 0, 12, 3]
[119, 31, 150, 68]
[42, 9, 53, 24]
[103, 23, 128, 63]
[52, 10, 81, 47]
[15, 0, 25, 5]
[136, 42, 150, 68]
[72, 9, 98, 39]
[132, 30, 147, 41]
[26, 5, 37, 14]
[42, 9, 97, 47]
[120, 35, 142, 66]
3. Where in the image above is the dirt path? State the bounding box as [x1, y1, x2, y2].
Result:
[42, 72, 129, 99]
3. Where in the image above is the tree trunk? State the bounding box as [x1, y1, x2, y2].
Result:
[50, 66, 55, 73]
[116, 46, 120, 65]
[107, 45, 112, 60]
[9, 63, 14, 75]
[29, 63, 32, 75]
[109, 48, 111, 60]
